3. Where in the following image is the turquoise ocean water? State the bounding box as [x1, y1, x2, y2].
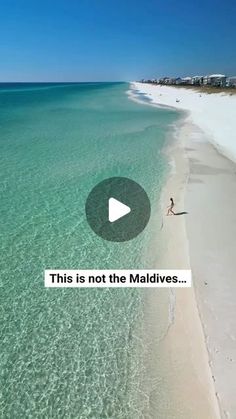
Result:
[0, 82, 179, 418]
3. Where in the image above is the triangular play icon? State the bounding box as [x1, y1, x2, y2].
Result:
[108, 197, 131, 223]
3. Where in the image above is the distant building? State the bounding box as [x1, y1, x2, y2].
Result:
[175, 77, 183, 85]
[203, 75, 210, 85]
[181, 77, 192, 85]
[168, 78, 178, 84]
[204, 74, 226, 87]
[159, 77, 171, 85]
[143, 73, 235, 89]
[191, 76, 203, 85]
[226, 77, 236, 87]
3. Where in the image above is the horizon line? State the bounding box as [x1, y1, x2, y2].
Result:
[0, 80, 127, 83]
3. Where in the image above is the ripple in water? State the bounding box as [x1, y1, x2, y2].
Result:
[0, 82, 180, 417]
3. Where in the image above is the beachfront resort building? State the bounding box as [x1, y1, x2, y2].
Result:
[203, 74, 227, 87]
[142, 73, 235, 89]
[181, 76, 192, 84]
[191, 76, 204, 85]
[226, 76, 236, 87]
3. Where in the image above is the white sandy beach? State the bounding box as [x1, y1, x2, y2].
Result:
[132, 83, 236, 418]
[132, 83, 236, 162]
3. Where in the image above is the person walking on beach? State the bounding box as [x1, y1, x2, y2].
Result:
[167, 197, 175, 216]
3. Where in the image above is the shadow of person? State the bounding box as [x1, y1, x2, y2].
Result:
[174, 211, 188, 216]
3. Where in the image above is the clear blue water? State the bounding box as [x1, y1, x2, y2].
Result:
[0, 82, 179, 418]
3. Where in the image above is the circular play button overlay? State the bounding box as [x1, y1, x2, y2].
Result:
[85, 177, 151, 242]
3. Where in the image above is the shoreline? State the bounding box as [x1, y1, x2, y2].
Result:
[131, 82, 236, 164]
[161, 119, 221, 418]
[144, 118, 221, 418]
[131, 82, 236, 417]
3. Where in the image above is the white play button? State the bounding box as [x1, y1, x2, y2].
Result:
[86, 177, 151, 241]
[108, 197, 131, 223]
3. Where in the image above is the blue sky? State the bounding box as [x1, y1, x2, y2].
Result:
[0, 0, 235, 81]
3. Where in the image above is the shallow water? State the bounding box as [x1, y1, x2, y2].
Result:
[0, 82, 179, 418]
